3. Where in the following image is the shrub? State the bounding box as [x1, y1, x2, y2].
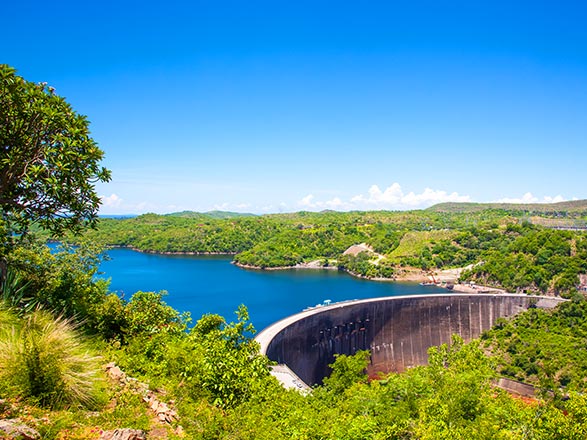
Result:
[93, 293, 127, 342]
[123, 290, 189, 338]
[5, 241, 110, 325]
[322, 350, 370, 395]
[0, 308, 103, 409]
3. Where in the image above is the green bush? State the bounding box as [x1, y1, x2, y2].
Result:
[322, 350, 370, 395]
[123, 290, 190, 338]
[5, 241, 110, 325]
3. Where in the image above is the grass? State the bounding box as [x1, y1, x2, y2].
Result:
[0, 308, 105, 409]
[388, 230, 456, 261]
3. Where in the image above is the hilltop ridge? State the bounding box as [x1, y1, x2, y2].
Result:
[166, 210, 257, 219]
[427, 199, 587, 214]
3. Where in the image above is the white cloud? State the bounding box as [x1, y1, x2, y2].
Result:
[209, 202, 271, 213]
[100, 193, 123, 208]
[494, 192, 566, 204]
[298, 183, 469, 211]
[298, 194, 352, 210]
[545, 195, 566, 203]
[299, 194, 315, 207]
[351, 184, 471, 209]
[325, 197, 345, 209]
[210, 202, 262, 212]
[401, 188, 471, 206]
[351, 183, 403, 205]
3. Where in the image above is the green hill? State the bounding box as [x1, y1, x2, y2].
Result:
[427, 199, 587, 214]
[167, 210, 257, 219]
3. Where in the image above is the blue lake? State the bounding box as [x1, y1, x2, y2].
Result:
[99, 248, 447, 331]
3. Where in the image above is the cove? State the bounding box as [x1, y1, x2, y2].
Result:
[99, 247, 447, 331]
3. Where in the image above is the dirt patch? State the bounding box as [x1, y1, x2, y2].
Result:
[343, 243, 374, 256]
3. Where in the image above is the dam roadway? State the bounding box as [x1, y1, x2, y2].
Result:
[256, 293, 565, 388]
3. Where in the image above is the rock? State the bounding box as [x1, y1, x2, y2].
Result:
[99, 428, 147, 440]
[174, 425, 185, 437]
[102, 363, 178, 427]
[147, 427, 168, 438]
[105, 363, 126, 382]
[136, 382, 149, 393]
[157, 402, 170, 414]
[0, 419, 41, 440]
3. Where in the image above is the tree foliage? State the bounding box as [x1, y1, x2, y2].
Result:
[4, 241, 110, 323]
[0, 64, 110, 237]
[112, 302, 272, 409]
[4, 63, 587, 438]
[461, 227, 587, 295]
[2, 237, 587, 437]
[322, 350, 370, 394]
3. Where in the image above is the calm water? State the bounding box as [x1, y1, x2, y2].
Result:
[99, 248, 447, 331]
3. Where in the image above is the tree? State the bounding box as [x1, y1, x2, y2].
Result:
[187, 305, 272, 408]
[322, 350, 370, 395]
[0, 64, 111, 238]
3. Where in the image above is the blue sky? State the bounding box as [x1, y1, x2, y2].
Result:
[3, 1, 586, 214]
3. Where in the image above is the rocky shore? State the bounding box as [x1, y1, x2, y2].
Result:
[234, 260, 507, 293]
[233, 260, 338, 271]
[109, 245, 237, 256]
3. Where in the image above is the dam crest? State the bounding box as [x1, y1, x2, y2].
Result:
[255, 294, 564, 388]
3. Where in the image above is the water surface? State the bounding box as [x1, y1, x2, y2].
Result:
[99, 248, 447, 331]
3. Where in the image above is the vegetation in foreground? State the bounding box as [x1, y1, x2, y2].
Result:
[2, 263, 587, 439]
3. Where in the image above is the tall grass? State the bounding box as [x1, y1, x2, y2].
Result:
[0, 308, 103, 409]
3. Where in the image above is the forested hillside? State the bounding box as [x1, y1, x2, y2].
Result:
[427, 199, 587, 214]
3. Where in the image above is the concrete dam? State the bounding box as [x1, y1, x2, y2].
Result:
[256, 294, 564, 388]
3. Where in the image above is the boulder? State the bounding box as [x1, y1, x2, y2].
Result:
[0, 419, 41, 440]
[105, 362, 126, 382]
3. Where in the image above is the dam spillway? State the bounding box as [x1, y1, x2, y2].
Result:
[256, 294, 565, 387]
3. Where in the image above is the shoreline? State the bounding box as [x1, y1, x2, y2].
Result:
[235, 260, 507, 293]
[105, 245, 508, 293]
[233, 260, 339, 271]
[107, 245, 237, 256]
[234, 261, 407, 282]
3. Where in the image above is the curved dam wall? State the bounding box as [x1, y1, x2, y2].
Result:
[256, 294, 564, 387]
